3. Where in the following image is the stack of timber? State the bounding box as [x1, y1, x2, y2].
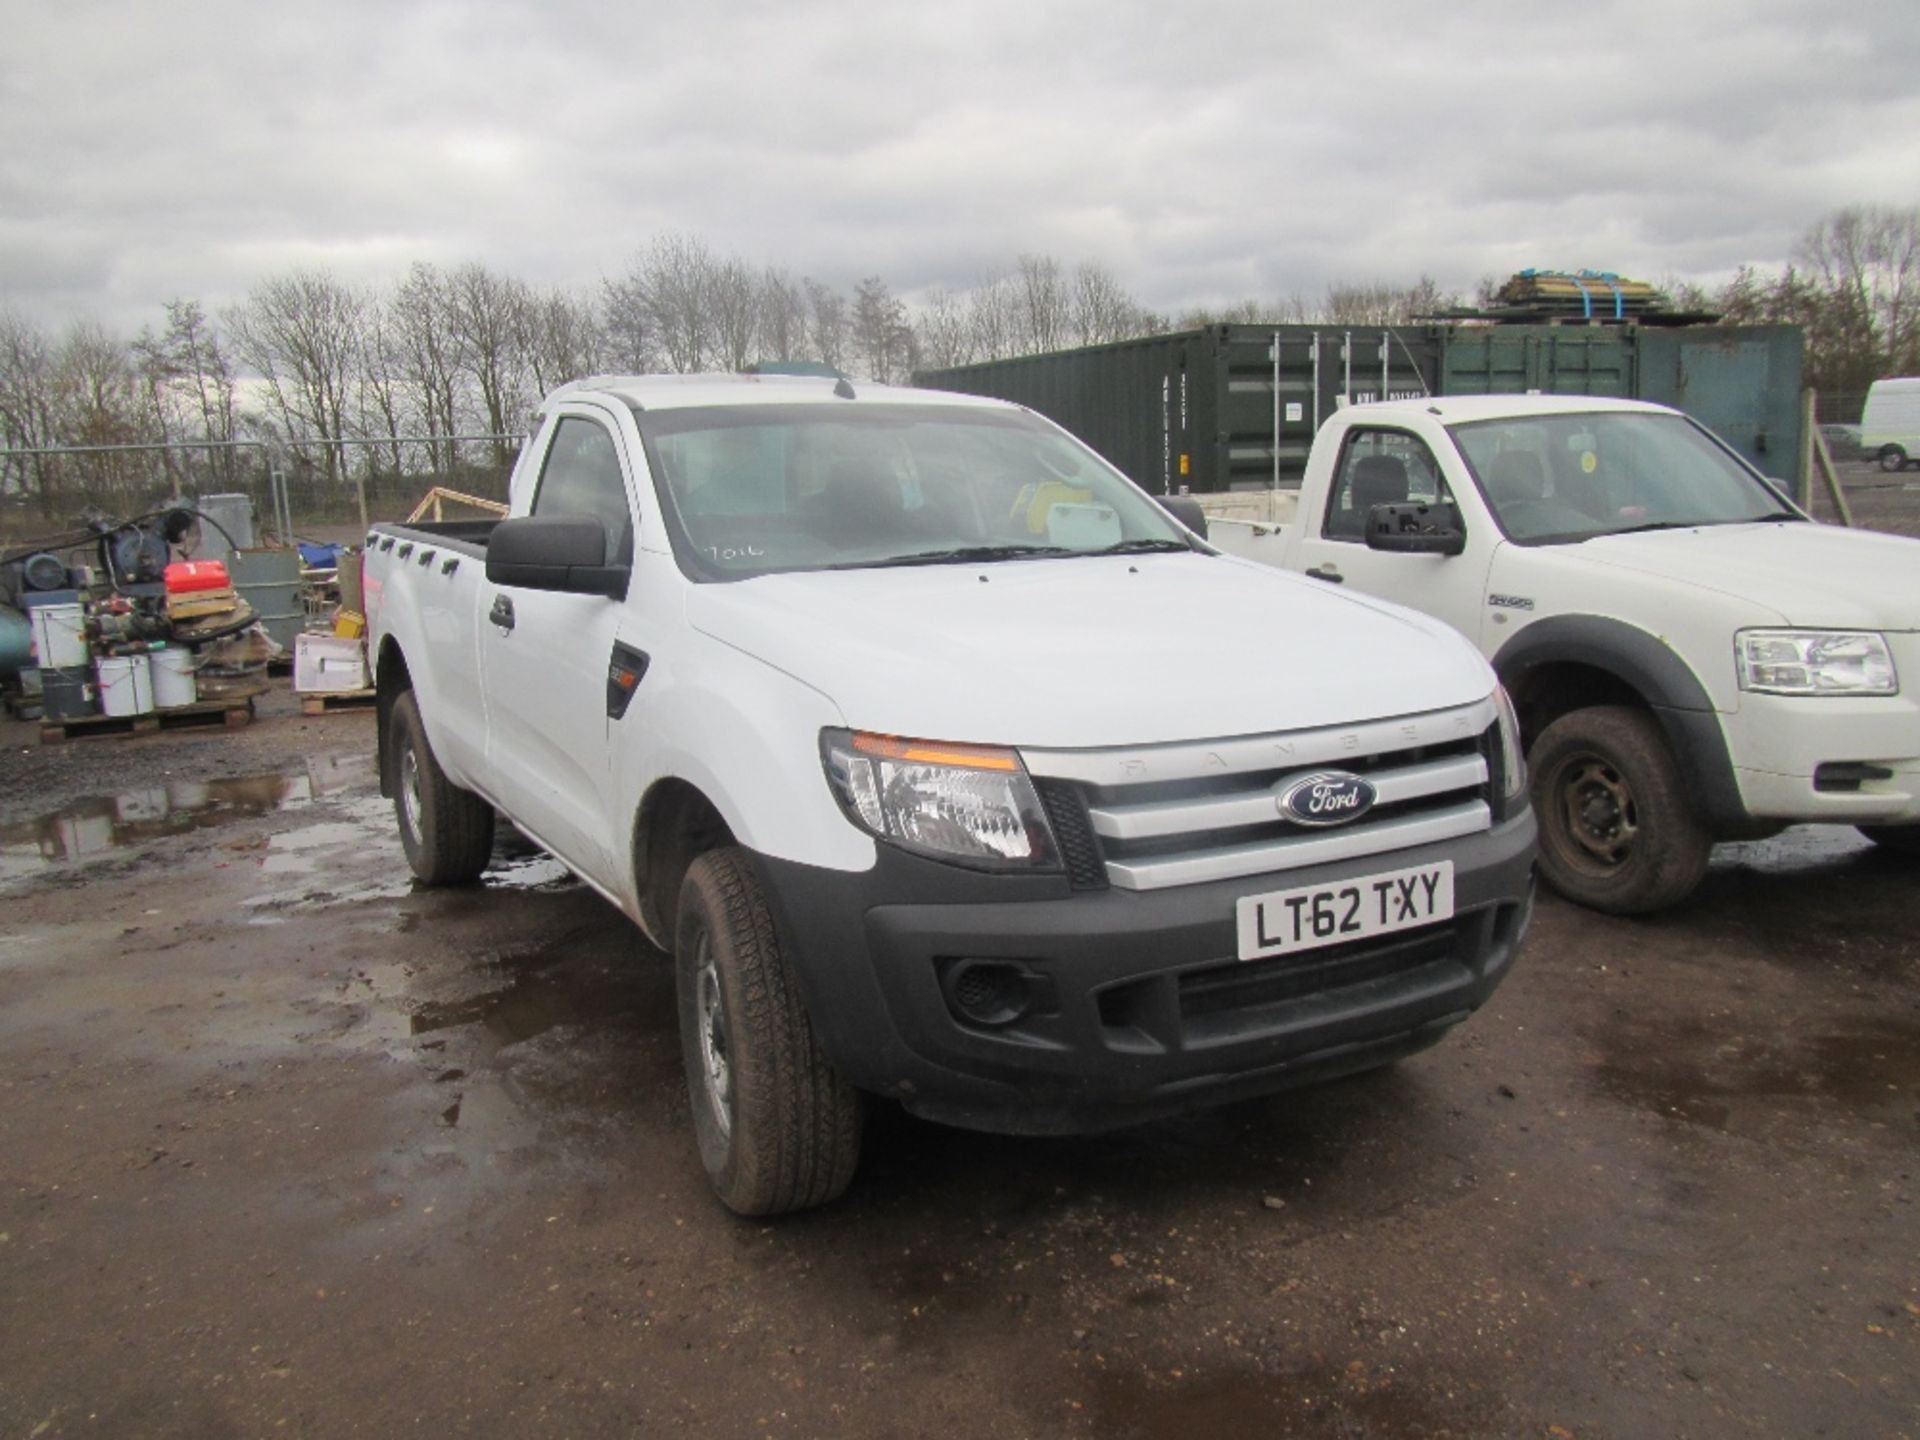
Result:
[1491, 269, 1670, 323]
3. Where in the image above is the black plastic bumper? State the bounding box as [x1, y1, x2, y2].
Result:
[749, 811, 1536, 1135]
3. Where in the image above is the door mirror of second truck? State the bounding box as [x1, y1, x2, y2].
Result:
[485, 515, 629, 598]
[1156, 494, 1209, 540]
[1363, 502, 1467, 556]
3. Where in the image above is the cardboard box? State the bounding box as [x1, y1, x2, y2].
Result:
[293, 633, 367, 693]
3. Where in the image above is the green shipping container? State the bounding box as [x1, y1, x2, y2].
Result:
[916, 322, 1803, 493]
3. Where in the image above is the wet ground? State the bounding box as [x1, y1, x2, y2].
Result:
[0, 701, 1916, 1440]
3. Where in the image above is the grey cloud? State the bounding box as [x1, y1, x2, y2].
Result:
[2, 0, 1916, 333]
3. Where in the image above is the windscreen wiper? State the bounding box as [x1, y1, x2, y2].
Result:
[827, 544, 1072, 569]
[1606, 520, 1699, 535]
[1092, 538, 1198, 555]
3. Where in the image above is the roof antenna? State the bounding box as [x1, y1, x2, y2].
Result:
[833, 376, 857, 400]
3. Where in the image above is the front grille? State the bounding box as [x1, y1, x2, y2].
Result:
[1033, 777, 1108, 890]
[1020, 699, 1499, 892]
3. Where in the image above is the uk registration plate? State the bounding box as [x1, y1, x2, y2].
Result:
[1235, 861, 1454, 961]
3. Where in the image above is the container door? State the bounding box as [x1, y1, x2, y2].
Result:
[1639, 326, 1803, 485]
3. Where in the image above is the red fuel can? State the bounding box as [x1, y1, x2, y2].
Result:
[163, 561, 232, 594]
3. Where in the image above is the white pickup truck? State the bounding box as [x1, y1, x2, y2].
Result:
[365, 375, 1535, 1215]
[1209, 394, 1920, 914]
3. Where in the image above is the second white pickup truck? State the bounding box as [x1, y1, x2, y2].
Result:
[1210, 394, 1920, 914]
[365, 375, 1535, 1215]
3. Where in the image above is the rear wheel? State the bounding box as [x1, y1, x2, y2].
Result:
[1856, 823, 1920, 855]
[1879, 444, 1909, 473]
[1529, 705, 1710, 915]
[675, 847, 862, 1216]
[389, 689, 494, 885]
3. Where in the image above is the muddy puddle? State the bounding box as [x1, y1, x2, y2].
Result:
[0, 754, 373, 882]
[1710, 824, 1878, 875]
[1591, 1012, 1920, 1137]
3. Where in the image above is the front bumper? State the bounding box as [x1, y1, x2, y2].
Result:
[750, 810, 1536, 1135]
[1723, 690, 1920, 823]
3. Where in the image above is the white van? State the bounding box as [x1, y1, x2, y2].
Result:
[1860, 376, 1920, 472]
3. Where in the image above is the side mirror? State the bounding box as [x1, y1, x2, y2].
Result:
[1364, 502, 1466, 557]
[1157, 494, 1209, 540]
[485, 515, 629, 597]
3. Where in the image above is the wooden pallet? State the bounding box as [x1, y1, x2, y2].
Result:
[39, 698, 254, 744]
[300, 687, 376, 715]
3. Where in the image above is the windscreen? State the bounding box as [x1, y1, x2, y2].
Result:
[1448, 411, 1797, 544]
[637, 403, 1191, 580]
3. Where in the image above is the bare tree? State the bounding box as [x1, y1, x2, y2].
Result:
[757, 268, 812, 365]
[1069, 262, 1150, 346]
[600, 266, 658, 374]
[851, 276, 910, 383]
[707, 255, 763, 373]
[1014, 254, 1072, 354]
[389, 262, 466, 470]
[913, 286, 974, 370]
[227, 268, 366, 481]
[520, 287, 603, 396]
[0, 309, 65, 516]
[806, 279, 849, 373]
[446, 262, 529, 464]
[1795, 205, 1920, 379]
[636, 233, 717, 372]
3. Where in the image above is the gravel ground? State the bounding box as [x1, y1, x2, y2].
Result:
[0, 480, 1916, 1439]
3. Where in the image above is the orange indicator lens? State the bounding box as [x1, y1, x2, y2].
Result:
[850, 732, 1020, 772]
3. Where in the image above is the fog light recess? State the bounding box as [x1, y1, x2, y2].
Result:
[943, 960, 1035, 1028]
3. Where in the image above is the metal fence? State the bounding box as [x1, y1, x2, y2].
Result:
[0, 435, 522, 550]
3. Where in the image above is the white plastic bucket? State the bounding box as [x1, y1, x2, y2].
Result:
[150, 647, 198, 708]
[30, 603, 88, 669]
[96, 653, 155, 717]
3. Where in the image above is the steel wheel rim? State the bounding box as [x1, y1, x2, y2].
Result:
[695, 935, 732, 1137]
[1557, 753, 1636, 867]
[399, 745, 423, 843]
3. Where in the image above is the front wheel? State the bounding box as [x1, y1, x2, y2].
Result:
[1529, 705, 1711, 915]
[1856, 823, 1920, 855]
[675, 847, 863, 1216]
[389, 689, 494, 885]
[1879, 444, 1909, 474]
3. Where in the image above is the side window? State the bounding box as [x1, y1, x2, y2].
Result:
[1321, 428, 1454, 542]
[532, 417, 634, 563]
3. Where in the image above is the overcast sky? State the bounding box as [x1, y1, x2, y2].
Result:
[3, 0, 1918, 334]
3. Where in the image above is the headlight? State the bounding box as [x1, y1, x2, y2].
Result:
[821, 729, 1061, 870]
[1493, 684, 1527, 802]
[1735, 630, 1898, 696]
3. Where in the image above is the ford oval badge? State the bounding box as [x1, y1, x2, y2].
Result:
[1277, 771, 1377, 827]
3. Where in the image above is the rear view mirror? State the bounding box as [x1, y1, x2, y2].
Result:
[1157, 494, 1209, 540]
[486, 515, 629, 597]
[1365, 502, 1465, 556]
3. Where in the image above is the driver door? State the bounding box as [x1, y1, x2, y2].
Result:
[481, 408, 639, 888]
[1292, 425, 1496, 649]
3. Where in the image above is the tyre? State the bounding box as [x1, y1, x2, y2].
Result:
[1878, 445, 1908, 474]
[675, 847, 862, 1216]
[1528, 705, 1710, 915]
[389, 689, 494, 885]
[1856, 823, 1920, 855]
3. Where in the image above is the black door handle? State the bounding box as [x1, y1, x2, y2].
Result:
[489, 594, 516, 631]
[1304, 564, 1345, 584]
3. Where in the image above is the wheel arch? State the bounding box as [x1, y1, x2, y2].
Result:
[374, 636, 414, 799]
[631, 777, 738, 951]
[1493, 615, 1748, 833]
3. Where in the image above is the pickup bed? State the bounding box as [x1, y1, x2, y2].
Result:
[366, 375, 1535, 1215]
[1209, 394, 1920, 913]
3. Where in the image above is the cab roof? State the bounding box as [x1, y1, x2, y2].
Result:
[538, 373, 1018, 415]
[1347, 394, 1679, 424]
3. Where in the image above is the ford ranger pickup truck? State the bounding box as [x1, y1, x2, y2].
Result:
[365, 375, 1535, 1215]
[1208, 394, 1920, 914]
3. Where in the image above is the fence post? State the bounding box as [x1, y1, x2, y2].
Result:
[1798, 388, 1817, 511]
